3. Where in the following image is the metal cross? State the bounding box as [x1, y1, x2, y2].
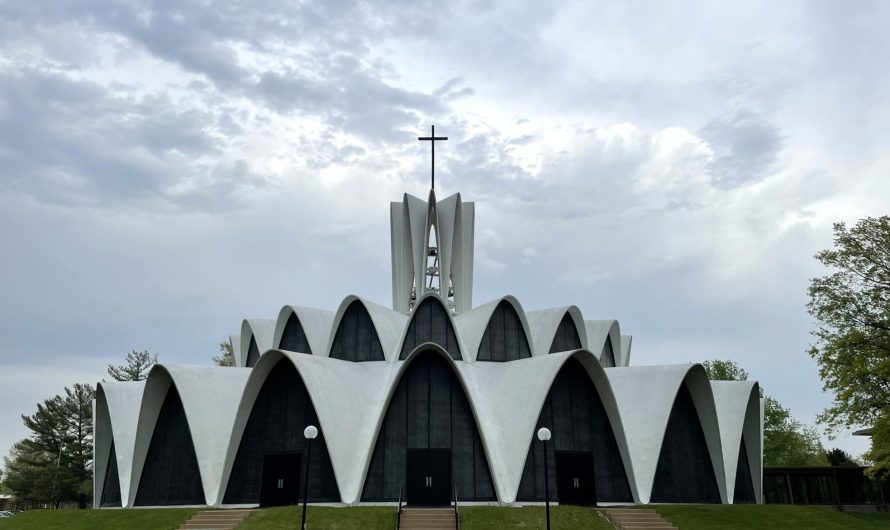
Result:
[418, 125, 448, 190]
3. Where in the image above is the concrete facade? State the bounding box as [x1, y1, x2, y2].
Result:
[94, 190, 763, 508]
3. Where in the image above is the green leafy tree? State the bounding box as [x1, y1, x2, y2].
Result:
[107, 350, 157, 381]
[702, 359, 828, 466]
[807, 217, 890, 474]
[864, 413, 890, 474]
[213, 340, 236, 367]
[3, 383, 95, 507]
[826, 447, 860, 467]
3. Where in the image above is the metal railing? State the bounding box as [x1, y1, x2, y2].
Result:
[396, 487, 403, 530]
[453, 483, 460, 530]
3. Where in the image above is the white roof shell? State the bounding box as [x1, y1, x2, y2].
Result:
[525, 306, 589, 355]
[239, 319, 276, 367]
[584, 320, 622, 366]
[272, 305, 335, 355]
[453, 296, 534, 362]
[605, 364, 727, 504]
[712, 381, 764, 503]
[93, 381, 145, 508]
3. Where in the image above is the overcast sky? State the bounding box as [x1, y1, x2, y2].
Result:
[1, 1, 888, 466]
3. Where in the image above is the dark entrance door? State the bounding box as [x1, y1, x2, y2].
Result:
[555, 451, 596, 506]
[407, 449, 452, 506]
[260, 452, 301, 507]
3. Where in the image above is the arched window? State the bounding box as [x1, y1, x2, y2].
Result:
[516, 358, 632, 503]
[400, 297, 461, 360]
[224, 359, 339, 504]
[548, 313, 582, 353]
[362, 352, 495, 503]
[329, 301, 385, 362]
[134, 386, 204, 506]
[476, 301, 531, 361]
[650, 383, 721, 503]
[279, 313, 312, 354]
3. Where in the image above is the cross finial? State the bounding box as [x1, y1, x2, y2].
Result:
[418, 125, 448, 190]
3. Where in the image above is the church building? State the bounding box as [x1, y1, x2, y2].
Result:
[93, 133, 762, 508]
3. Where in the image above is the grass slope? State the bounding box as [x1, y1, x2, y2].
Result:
[462, 506, 613, 529]
[653, 505, 890, 530]
[0, 508, 198, 530]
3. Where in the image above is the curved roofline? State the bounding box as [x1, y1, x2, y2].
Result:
[327, 295, 409, 361]
[93, 387, 114, 508]
[95, 380, 145, 508]
[453, 295, 534, 362]
[584, 320, 622, 367]
[130, 364, 250, 507]
[272, 305, 335, 356]
[217, 350, 392, 505]
[239, 319, 276, 367]
[526, 306, 589, 355]
[605, 363, 727, 503]
[392, 291, 467, 360]
[355, 342, 502, 502]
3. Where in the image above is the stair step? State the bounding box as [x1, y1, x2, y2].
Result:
[178, 509, 253, 530]
[599, 508, 675, 530]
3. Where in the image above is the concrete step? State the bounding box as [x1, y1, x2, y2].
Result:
[400, 508, 457, 530]
[599, 508, 675, 530]
[178, 510, 253, 530]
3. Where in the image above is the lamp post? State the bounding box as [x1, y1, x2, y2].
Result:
[537, 427, 552, 530]
[301, 425, 318, 530]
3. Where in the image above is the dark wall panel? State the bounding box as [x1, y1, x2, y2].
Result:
[734, 438, 756, 504]
[246, 336, 260, 368]
[400, 298, 461, 360]
[548, 313, 582, 353]
[477, 301, 531, 362]
[601, 337, 616, 367]
[134, 386, 204, 506]
[224, 359, 339, 504]
[361, 352, 496, 501]
[330, 301, 385, 362]
[516, 358, 632, 502]
[100, 442, 121, 507]
[279, 313, 312, 354]
[650, 383, 721, 503]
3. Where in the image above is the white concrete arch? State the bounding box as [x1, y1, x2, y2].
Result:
[354, 343, 502, 503]
[327, 295, 409, 362]
[584, 320, 622, 367]
[458, 348, 638, 504]
[620, 334, 633, 367]
[712, 381, 763, 503]
[393, 291, 468, 360]
[272, 305, 335, 355]
[525, 306, 589, 355]
[605, 364, 727, 504]
[453, 295, 534, 362]
[239, 319, 276, 367]
[93, 381, 145, 508]
[217, 350, 393, 506]
[129, 365, 250, 507]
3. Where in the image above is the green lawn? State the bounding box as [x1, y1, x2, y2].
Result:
[0, 508, 198, 530]
[2, 504, 889, 529]
[652, 504, 890, 530]
[240, 505, 611, 530]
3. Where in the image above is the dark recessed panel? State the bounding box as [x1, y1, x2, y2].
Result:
[100, 441, 122, 507]
[330, 301, 385, 362]
[650, 383, 721, 503]
[477, 301, 531, 362]
[600, 337, 616, 367]
[279, 313, 312, 354]
[548, 313, 582, 353]
[361, 352, 496, 502]
[223, 359, 339, 504]
[246, 336, 260, 368]
[516, 357, 632, 502]
[134, 386, 204, 506]
[400, 297, 462, 360]
[734, 437, 756, 504]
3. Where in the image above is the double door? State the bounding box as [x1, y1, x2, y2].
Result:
[556, 451, 596, 506]
[407, 448, 451, 506]
[259, 452, 302, 507]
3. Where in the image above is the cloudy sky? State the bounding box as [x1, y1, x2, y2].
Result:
[1, 1, 888, 465]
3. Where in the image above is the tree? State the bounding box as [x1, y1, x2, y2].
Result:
[4, 384, 95, 507]
[213, 339, 236, 367]
[107, 350, 157, 381]
[702, 359, 828, 466]
[807, 217, 890, 474]
[864, 413, 890, 475]
[826, 447, 860, 467]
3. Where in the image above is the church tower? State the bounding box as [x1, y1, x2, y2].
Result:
[390, 190, 474, 314]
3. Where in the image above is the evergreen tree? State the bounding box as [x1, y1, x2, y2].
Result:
[213, 340, 236, 367]
[107, 350, 157, 381]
